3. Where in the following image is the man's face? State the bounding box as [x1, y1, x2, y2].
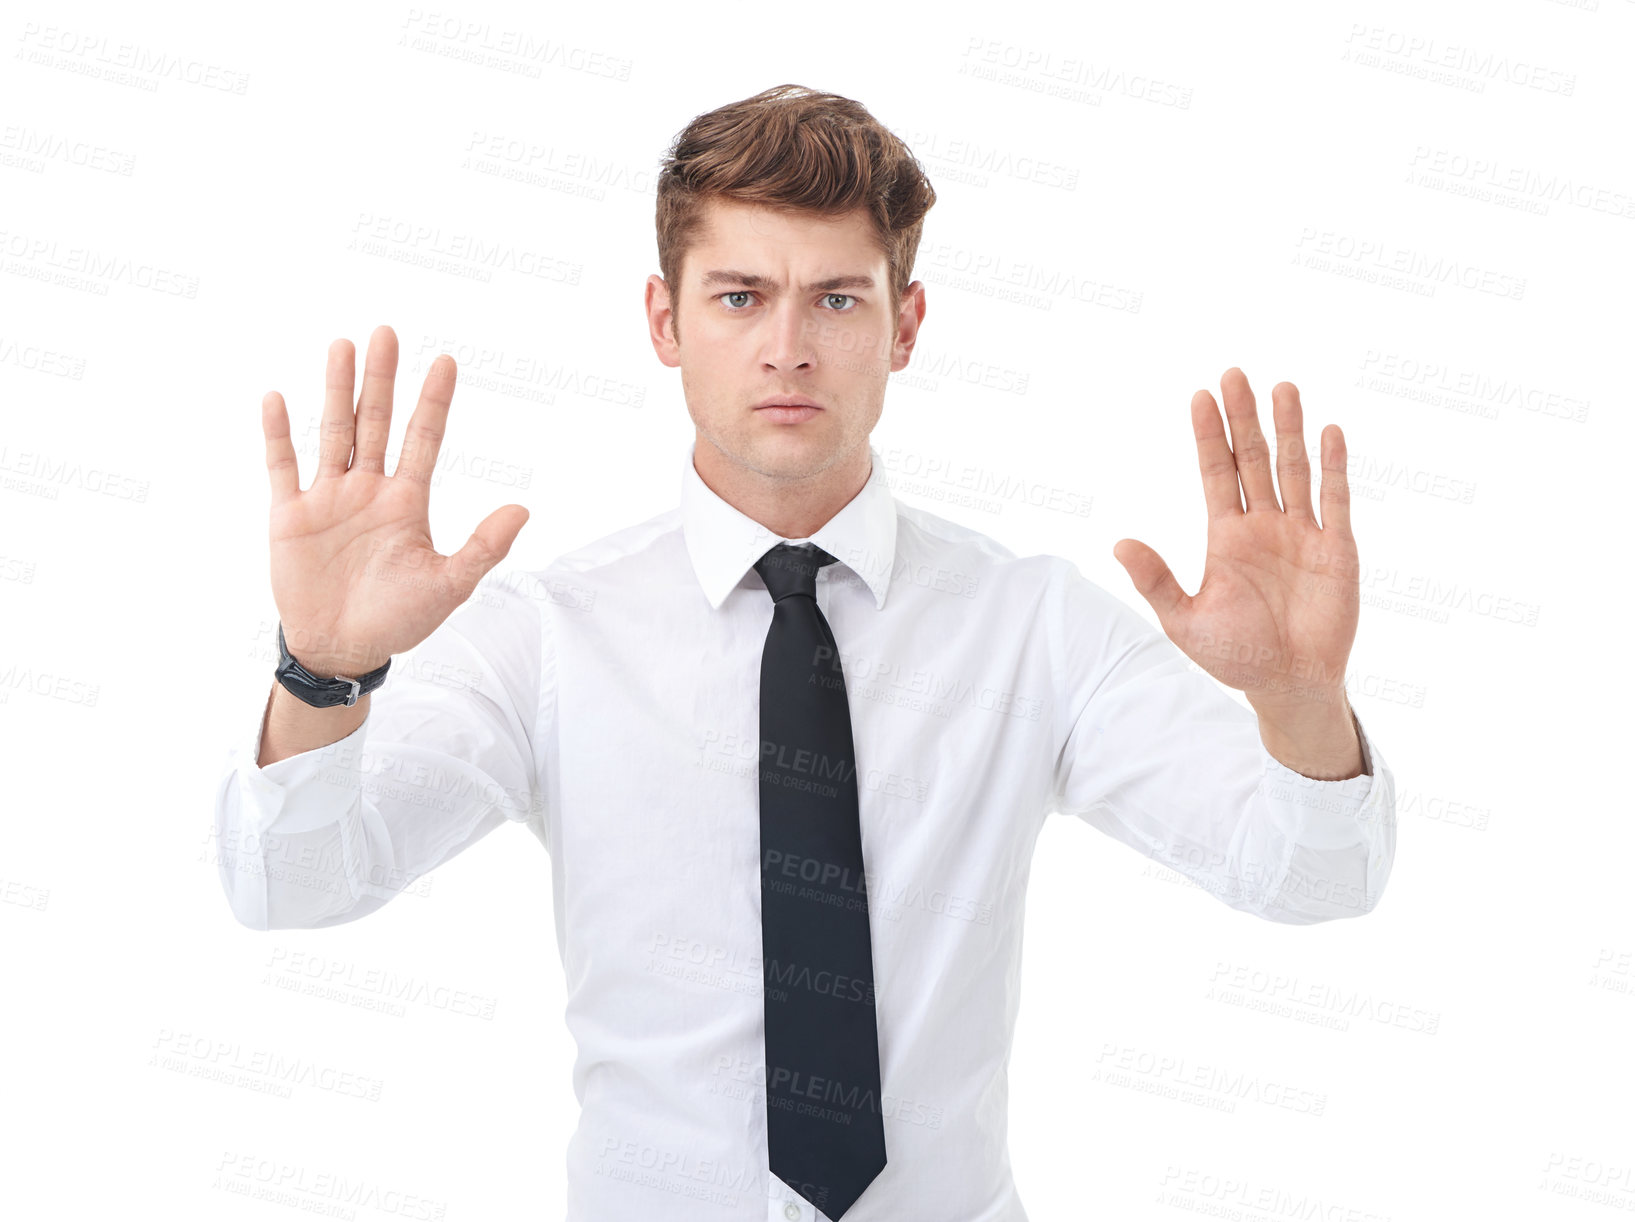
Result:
[645, 197, 925, 484]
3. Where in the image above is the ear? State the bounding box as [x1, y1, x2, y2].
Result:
[889, 280, 927, 373]
[645, 274, 680, 368]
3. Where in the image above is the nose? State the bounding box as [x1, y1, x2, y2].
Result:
[760, 299, 817, 373]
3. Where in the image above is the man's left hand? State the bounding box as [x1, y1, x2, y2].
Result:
[1113, 368, 1361, 764]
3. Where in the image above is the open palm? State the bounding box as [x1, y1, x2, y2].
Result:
[1113, 368, 1359, 718]
[263, 326, 530, 677]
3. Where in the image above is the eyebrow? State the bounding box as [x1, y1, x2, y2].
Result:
[698, 269, 876, 294]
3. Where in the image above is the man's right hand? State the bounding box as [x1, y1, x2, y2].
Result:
[261, 324, 530, 679]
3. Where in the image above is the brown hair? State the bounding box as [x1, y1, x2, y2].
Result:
[655, 83, 937, 342]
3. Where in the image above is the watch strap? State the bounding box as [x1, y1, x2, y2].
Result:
[274, 622, 392, 708]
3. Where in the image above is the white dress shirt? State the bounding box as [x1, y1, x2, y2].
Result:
[215, 439, 1396, 1222]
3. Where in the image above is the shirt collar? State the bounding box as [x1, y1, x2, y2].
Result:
[679, 438, 897, 611]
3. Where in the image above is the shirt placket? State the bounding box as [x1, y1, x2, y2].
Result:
[767, 1175, 815, 1221]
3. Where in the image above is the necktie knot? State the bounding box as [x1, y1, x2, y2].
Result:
[754, 542, 837, 603]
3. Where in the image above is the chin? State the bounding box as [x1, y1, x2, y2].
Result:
[746, 432, 839, 472]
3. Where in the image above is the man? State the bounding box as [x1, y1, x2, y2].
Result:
[217, 84, 1394, 1221]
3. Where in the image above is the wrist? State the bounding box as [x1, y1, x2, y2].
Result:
[1253, 689, 1365, 781]
[279, 625, 386, 679]
[275, 622, 392, 708]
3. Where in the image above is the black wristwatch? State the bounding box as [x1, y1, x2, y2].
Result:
[274, 622, 392, 708]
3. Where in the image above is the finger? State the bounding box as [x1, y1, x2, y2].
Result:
[316, 338, 356, 479]
[1113, 538, 1191, 635]
[447, 504, 530, 598]
[394, 354, 458, 490]
[1318, 424, 1352, 535]
[352, 324, 398, 475]
[1220, 367, 1278, 512]
[262, 391, 300, 504]
[1271, 381, 1314, 520]
[1191, 388, 1243, 520]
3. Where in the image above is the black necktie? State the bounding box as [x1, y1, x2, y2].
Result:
[753, 542, 887, 1220]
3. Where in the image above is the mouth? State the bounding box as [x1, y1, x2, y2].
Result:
[753, 396, 823, 423]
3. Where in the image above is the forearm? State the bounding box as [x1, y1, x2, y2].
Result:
[256, 681, 370, 768]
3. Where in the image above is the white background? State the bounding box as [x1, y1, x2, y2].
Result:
[3, 0, 1630, 1217]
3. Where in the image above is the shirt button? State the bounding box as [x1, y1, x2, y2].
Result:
[784, 1203, 801, 1220]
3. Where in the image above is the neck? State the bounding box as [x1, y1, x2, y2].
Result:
[692, 435, 872, 539]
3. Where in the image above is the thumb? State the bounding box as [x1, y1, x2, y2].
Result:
[1112, 538, 1190, 636]
[448, 504, 530, 596]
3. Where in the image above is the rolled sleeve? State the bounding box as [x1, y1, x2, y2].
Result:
[213, 692, 374, 930]
[212, 568, 552, 931]
[1253, 707, 1397, 923]
[1044, 558, 1398, 925]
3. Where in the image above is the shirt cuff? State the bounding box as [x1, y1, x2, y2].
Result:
[233, 688, 371, 836]
[1256, 705, 1387, 845]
